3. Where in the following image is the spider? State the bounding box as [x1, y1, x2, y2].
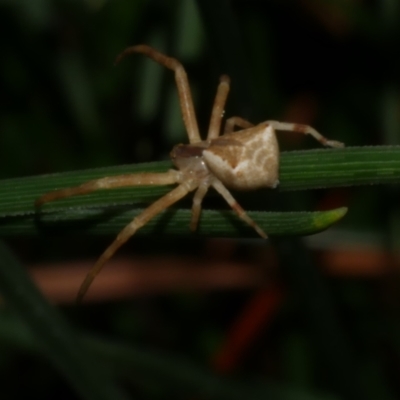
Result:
[35, 45, 344, 302]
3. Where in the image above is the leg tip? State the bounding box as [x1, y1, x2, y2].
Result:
[326, 140, 345, 148]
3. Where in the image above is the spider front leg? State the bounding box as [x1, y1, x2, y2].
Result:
[77, 179, 199, 302]
[115, 45, 201, 144]
[35, 170, 182, 207]
[207, 75, 231, 141]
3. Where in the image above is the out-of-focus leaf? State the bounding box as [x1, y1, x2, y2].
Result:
[0, 241, 128, 400]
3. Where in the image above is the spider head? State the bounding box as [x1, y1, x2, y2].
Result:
[170, 143, 210, 178]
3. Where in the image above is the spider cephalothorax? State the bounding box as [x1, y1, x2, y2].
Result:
[36, 45, 344, 302]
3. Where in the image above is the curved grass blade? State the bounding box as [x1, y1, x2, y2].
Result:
[0, 241, 129, 400]
[0, 207, 347, 238]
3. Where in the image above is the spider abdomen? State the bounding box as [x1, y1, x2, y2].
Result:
[202, 123, 279, 191]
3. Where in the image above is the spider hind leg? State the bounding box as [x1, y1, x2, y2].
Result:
[266, 121, 344, 148]
[76, 180, 198, 302]
[190, 183, 210, 231]
[211, 179, 267, 239]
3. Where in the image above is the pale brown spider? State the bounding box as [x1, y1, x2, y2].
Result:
[35, 45, 344, 302]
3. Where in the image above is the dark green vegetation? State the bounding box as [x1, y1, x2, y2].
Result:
[1, 1, 400, 399]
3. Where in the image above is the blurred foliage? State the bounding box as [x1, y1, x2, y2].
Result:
[1, 0, 400, 399]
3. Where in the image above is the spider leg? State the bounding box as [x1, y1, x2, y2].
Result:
[265, 120, 344, 148]
[190, 182, 210, 231]
[115, 45, 201, 144]
[207, 75, 230, 141]
[224, 116, 254, 134]
[211, 179, 267, 239]
[76, 180, 198, 302]
[35, 170, 182, 207]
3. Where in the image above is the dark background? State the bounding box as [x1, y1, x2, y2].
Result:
[1, 1, 400, 399]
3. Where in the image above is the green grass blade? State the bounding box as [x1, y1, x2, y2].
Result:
[1, 145, 397, 237]
[280, 146, 400, 190]
[0, 146, 398, 217]
[0, 206, 347, 238]
[0, 241, 129, 400]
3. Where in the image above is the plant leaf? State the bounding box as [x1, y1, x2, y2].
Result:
[0, 206, 347, 238]
[0, 146, 398, 217]
[1, 145, 397, 237]
[0, 241, 128, 400]
[0, 308, 339, 400]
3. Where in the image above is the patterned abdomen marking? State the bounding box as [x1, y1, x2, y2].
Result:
[203, 123, 279, 190]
